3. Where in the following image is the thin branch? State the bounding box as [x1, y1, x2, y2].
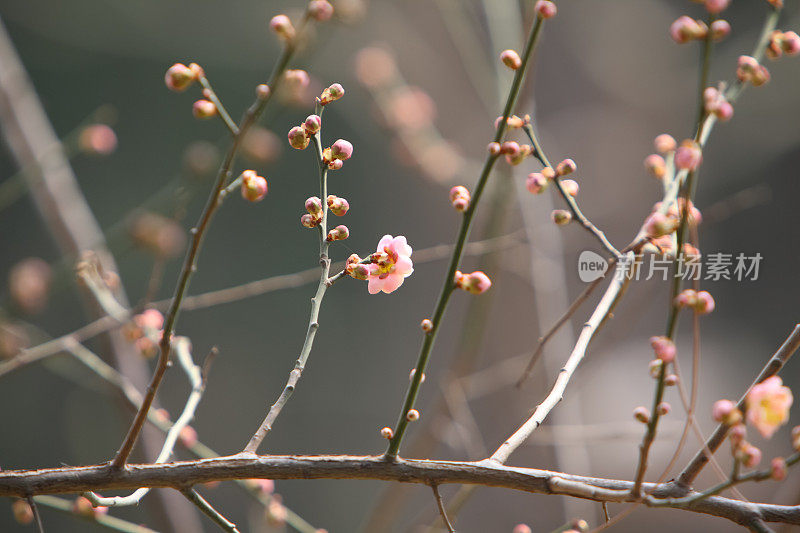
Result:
[432, 485, 456, 533]
[197, 75, 240, 136]
[181, 488, 241, 533]
[32, 496, 157, 533]
[27, 495, 44, 533]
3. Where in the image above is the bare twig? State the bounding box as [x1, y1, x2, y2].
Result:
[181, 488, 242, 533]
[27, 495, 44, 533]
[33, 496, 157, 533]
[432, 485, 456, 533]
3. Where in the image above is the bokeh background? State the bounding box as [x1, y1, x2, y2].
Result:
[1, 0, 799, 531]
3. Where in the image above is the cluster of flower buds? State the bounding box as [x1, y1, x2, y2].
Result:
[327, 195, 349, 216]
[326, 225, 349, 241]
[72, 496, 109, 519]
[674, 289, 715, 314]
[534, 0, 557, 19]
[494, 114, 528, 130]
[308, 0, 334, 21]
[240, 170, 269, 202]
[527, 158, 577, 197]
[301, 196, 324, 228]
[670, 16, 730, 44]
[767, 30, 800, 59]
[487, 141, 534, 166]
[737, 56, 770, 86]
[454, 270, 492, 294]
[165, 62, 203, 92]
[323, 139, 354, 169]
[288, 114, 323, 150]
[650, 336, 676, 364]
[703, 86, 733, 121]
[643, 133, 678, 179]
[269, 14, 296, 41]
[449, 186, 471, 212]
[649, 198, 702, 229]
[345, 254, 369, 280]
[500, 49, 522, 70]
[123, 309, 165, 359]
[319, 83, 345, 106]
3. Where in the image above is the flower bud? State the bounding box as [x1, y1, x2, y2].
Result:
[301, 213, 321, 228]
[135, 309, 164, 331]
[541, 166, 556, 180]
[241, 170, 268, 202]
[330, 139, 354, 160]
[654, 134, 677, 153]
[449, 186, 471, 212]
[551, 209, 572, 226]
[674, 289, 698, 308]
[79, 124, 117, 155]
[782, 31, 800, 55]
[327, 158, 344, 170]
[420, 319, 433, 332]
[513, 525, 532, 533]
[644, 212, 678, 238]
[644, 154, 666, 179]
[406, 409, 420, 421]
[381, 427, 394, 439]
[650, 336, 676, 363]
[320, 83, 345, 105]
[9, 257, 52, 315]
[269, 14, 296, 41]
[712, 399, 742, 425]
[729, 423, 746, 445]
[347, 262, 369, 280]
[770, 457, 787, 481]
[670, 16, 706, 44]
[665, 374, 679, 386]
[526, 172, 548, 194]
[694, 290, 715, 315]
[704, 0, 730, 14]
[658, 402, 671, 416]
[534, 0, 557, 19]
[456, 271, 492, 295]
[327, 195, 350, 216]
[284, 69, 310, 90]
[305, 196, 323, 216]
[192, 99, 217, 119]
[561, 179, 579, 197]
[256, 84, 271, 100]
[12, 499, 34, 525]
[288, 126, 310, 150]
[649, 359, 664, 379]
[179, 425, 198, 448]
[735, 442, 762, 468]
[633, 406, 650, 424]
[500, 49, 522, 70]
[304, 114, 322, 135]
[165, 63, 196, 92]
[487, 142, 501, 155]
[556, 158, 577, 176]
[326, 225, 349, 241]
[500, 141, 520, 156]
[242, 127, 281, 164]
[129, 212, 186, 258]
[675, 140, 702, 171]
[308, 0, 334, 21]
[710, 20, 731, 41]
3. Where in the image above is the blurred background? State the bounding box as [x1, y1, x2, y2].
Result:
[1, 0, 799, 531]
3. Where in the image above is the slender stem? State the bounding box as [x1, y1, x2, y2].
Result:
[33, 495, 157, 533]
[27, 495, 45, 533]
[111, 16, 308, 468]
[385, 12, 547, 460]
[432, 485, 456, 533]
[242, 109, 331, 455]
[198, 75, 240, 136]
[181, 488, 242, 533]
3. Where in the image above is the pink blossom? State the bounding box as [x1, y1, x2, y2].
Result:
[746, 376, 793, 438]
[367, 235, 413, 294]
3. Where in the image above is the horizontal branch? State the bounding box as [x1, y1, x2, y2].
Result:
[1, 454, 797, 529]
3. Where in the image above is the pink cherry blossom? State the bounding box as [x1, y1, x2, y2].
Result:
[746, 376, 793, 439]
[367, 235, 413, 294]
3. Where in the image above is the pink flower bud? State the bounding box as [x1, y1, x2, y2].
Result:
[500, 49, 522, 70]
[526, 173, 549, 194]
[770, 457, 787, 481]
[561, 179, 579, 197]
[650, 336, 676, 363]
[459, 271, 492, 294]
[710, 20, 731, 41]
[192, 99, 217, 119]
[346, 262, 369, 280]
[513, 525, 533, 533]
[649, 359, 664, 379]
[782, 31, 800, 55]
[675, 289, 698, 308]
[556, 158, 577, 176]
[288, 126, 310, 150]
[712, 399, 742, 425]
[284, 69, 310, 90]
[381, 427, 394, 439]
[246, 478, 275, 493]
[303, 114, 322, 135]
[644, 154, 666, 179]
[420, 319, 433, 332]
[541, 166, 556, 180]
[406, 409, 420, 421]
[505, 144, 532, 165]
[308, 0, 334, 21]
[694, 290, 715, 314]
[256, 84, 271, 100]
[320, 83, 345, 105]
[665, 374, 679, 386]
[670, 16, 706, 44]
[644, 212, 678, 238]
[658, 402, 671, 416]
[165, 63, 196, 92]
[327, 195, 350, 216]
[240, 170, 268, 202]
[449, 186, 471, 212]
[179, 425, 198, 448]
[633, 406, 650, 424]
[736, 442, 762, 468]
[551, 209, 572, 226]
[500, 141, 520, 156]
[135, 309, 164, 331]
[487, 142, 502, 155]
[9, 257, 52, 314]
[534, 0, 557, 19]
[79, 124, 117, 155]
[654, 134, 677, 153]
[326, 225, 349, 241]
[675, 140, 702, 171]
[330, 139, 354, 160]
[305, 196, 323, 216]
[729, 423, 746, 444]
[704, 0, 730, 14]
[269, 14, 296, 41]
[12, 499, 34, 525]
[327, 158, 344, 170]
[301, 213, 321, 228]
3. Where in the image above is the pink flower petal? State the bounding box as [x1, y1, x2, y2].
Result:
[368, 276, 384, 294]
[391, 236, 412, 257]
[395, 255, 413, 277]
[377, 234, 394, 251]
[380, 273, 405, 293]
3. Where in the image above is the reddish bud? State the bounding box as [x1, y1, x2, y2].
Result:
[457, 271, 492, 295]
[308, 0, 334, 21]
[654, 134, 677, 153]
[269, 14, 296, 40]
[192, 99, 217, 119]
[500, 49, 522, 70]
[500, 141, 520, 156]
[406, 409, 420, 421]
[729, 423, 746, 445]
[304, 114, 322, 135]
[330, 139, 354, 160]
[526, 172, 548, 194]
[288, 126, 310, 149]
[633, 406, 650, 424]
[327, 195, 350, 216]
[644, 154, 666, 179]
[240, 170, 268, 202]
[649, 359, 664, 379]
[488, 142, 502, 155]
[541, 166, 556, 180]
[449, 185, 471, 212]
[305, 196, 323, 216]
[736, 442, 762, 468]
[165, 63, 196, 92]
[326, 225, 349, 241]
[301, 213, 321, 228]
[694, 290, 715, 314]
[320, 83, 345, 105]
[12, 500, 34, 525]
[513, 525, 533, 533]
[704, 0, 730, 14]
[665, 374, 679, 386]
[534, 0, 557, 19]
[381, 427, 394, 439]
[650, 336, 676, 363]
[675, 140, 702, 171]
[710, 20, 731, 41]
[256, 84, 271, 100]
[420, 319, 433, 332]
[556, 158, 577, 176]
[551, 209, 572, 226]
[670, 16, 706, 44]
[79, 124, 117, 155]
[770, 457, 787, 481]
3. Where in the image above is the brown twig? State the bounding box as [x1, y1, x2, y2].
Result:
[432, 485, 456, 533]
[181, 488, 242, 533]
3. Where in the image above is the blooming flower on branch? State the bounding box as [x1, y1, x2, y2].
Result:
[367, 235, 413, 294]
[746, 376, 793, 439]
